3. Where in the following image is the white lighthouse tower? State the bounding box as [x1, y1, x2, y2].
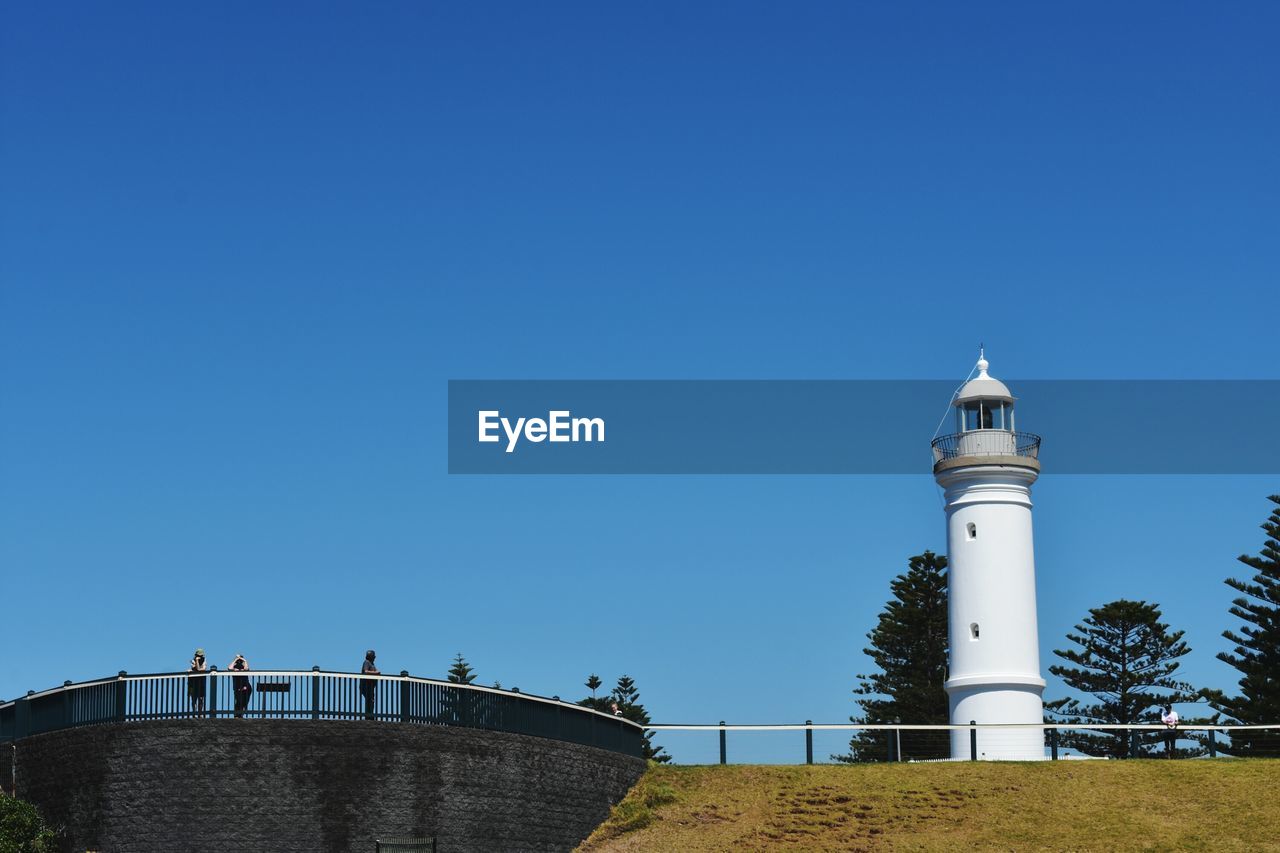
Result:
[932, 352, 1045, 760]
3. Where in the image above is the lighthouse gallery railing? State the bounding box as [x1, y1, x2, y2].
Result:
[931, 430, 1041, 463]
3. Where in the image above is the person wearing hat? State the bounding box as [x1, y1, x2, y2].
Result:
[360, 650, 380, 720]
[187, 648, 208, 716]
[229, 653, 252, 718]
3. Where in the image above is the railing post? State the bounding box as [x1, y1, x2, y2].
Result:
[969, 721, 977, 761]
[208, 667, 218, 719]
[1208, 728, 1217, 758]
[805, 720, 813, 765]
[14, 696, 30, 740]
[399, 671, 410, 724]
[115, 672, 128, 723]
[311, 666, 320, 721]
[62, 681, 72, 729]
[887, 728, 897, 762]
[1050, 727, 1059, 760]
[719, 721, 727, 765]
[1129, 728, 1139, 759]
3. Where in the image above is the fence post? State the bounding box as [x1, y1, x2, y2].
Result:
[805, 720, 813, 765]
[115, 672, 128, 723]
[1129, 728, 1139, 759]
[719, 721, 727, 765]
[970, 721, 977, 761]
[399, 671, 411, 724]
[311, 667, 320, 721]
[1050, 727, 1059, 761]
[1208, 728, 1217, 758]
[209, 667, 218, 719]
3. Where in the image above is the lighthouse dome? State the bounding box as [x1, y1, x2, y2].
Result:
[954, 356, 1014, 405]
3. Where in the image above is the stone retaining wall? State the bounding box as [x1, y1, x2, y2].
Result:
[12, 719, 644, 852]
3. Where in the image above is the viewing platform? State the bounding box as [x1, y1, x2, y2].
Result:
[0, 668, 644, 758]
[1, 668, 648, 851]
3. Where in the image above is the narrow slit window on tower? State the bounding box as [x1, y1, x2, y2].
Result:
[970, 622, 980, 640]
[966, 522, 977, 540]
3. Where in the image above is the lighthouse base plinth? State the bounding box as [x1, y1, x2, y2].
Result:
[946, 676, 1046, 761]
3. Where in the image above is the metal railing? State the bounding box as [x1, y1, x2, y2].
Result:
[931, 430, 1042, 463]
[376, 837, 436, 853]
[647, 721, 1280, 764]
[0, 670, 644, 759]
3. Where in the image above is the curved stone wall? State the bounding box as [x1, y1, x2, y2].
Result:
[12, 719, 645, 852]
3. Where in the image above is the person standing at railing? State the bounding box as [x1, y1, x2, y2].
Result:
[188, 649, 208, 717]
[229, 654, 253, 718]
[1161, 705, 1180, 757]
[361, 650, 379, 720]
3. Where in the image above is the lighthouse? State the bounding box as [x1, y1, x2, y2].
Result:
[931, 353, 1045, 760]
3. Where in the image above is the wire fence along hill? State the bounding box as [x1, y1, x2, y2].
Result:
[647, 721, 1280, 764]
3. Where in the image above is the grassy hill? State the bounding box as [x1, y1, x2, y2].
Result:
[579, 760, 1280, 851]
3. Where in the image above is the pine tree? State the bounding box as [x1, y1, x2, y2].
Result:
[611, 675, 670, 763]
[578, 687, 609, 713]
[612, 675, 640, 708]
[1207, 495, 1280, 756]
[578, 673, 670, 762]
[447, 653, 476, 684]
[578, 673, 609, 713]
[1046, 599, 1198, 757]
[833, 551, 949, 762]
[442, 652, 478, 725]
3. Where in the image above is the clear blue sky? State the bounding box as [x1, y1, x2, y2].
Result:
[2, 3, 1277, 762]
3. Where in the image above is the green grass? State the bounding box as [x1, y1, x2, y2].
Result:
[579, 760, 1280, 851]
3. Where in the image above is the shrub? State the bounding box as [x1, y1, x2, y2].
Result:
[0, 795, 57, 853]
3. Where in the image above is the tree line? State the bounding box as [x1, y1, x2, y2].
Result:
[834, 494, 1280, 761]
[443, 652, 669, 762]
